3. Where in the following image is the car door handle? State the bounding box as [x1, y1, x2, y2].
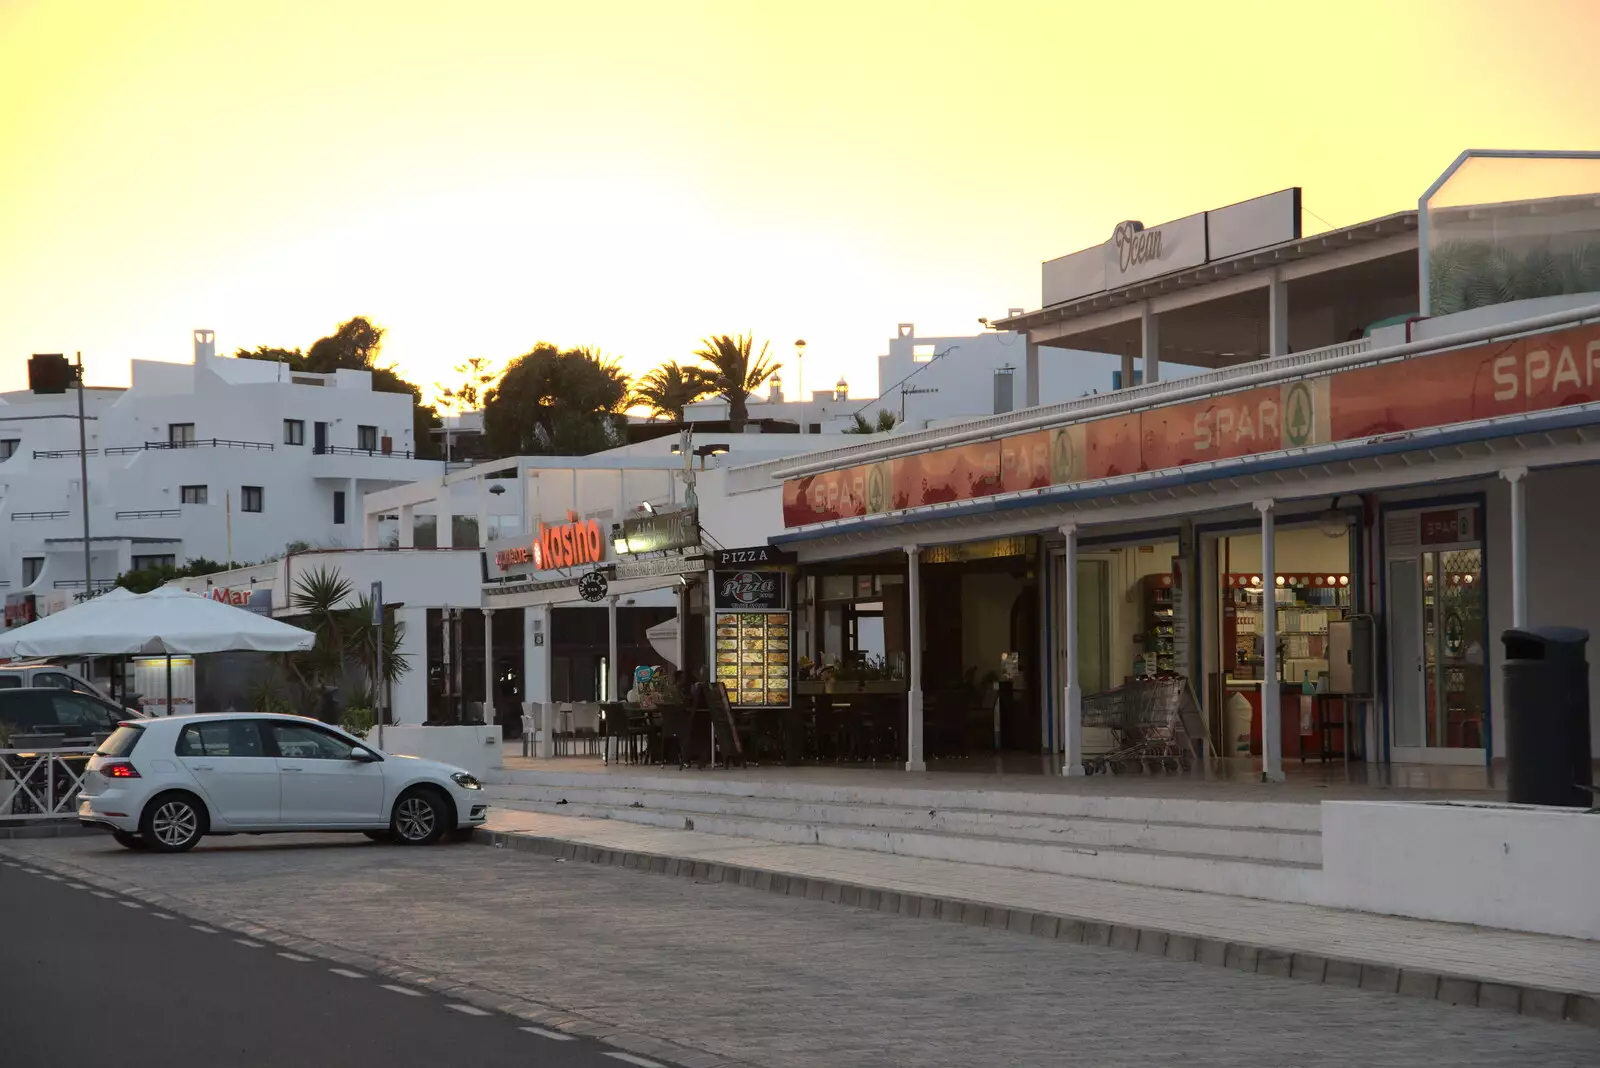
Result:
[281, 766, 303, 772]
[191, 765, 214, 772]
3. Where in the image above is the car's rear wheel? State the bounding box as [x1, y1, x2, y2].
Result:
[390, 788, 447, 846]
[139, 793, 206, 853]
[111, 830, 146, 850]
[362, 830, 393, 843]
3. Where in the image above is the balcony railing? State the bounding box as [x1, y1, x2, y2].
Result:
[53, 579, 117, 590]
[31, 448, 98, 459]
[314, 444, 422, 459]
[104, 438, 274, 455]
[10, 510, 68, 521]
[114, 508, 181, 520]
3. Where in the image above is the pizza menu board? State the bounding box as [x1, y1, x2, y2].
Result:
[713, 567, 791, 708]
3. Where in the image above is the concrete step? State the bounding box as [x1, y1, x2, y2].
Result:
[485, 782, 1321, 865]
[490, 796, 1321, 902]
[486, 767, 1322, 833]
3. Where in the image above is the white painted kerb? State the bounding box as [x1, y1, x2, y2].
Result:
[1320, 800, 1600, 941]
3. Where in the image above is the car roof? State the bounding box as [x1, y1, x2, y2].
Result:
[0, 687, 95, 696]
[140, 712, 329, 725]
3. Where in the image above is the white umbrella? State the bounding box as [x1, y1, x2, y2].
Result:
[0, 585, 314, 658]
[645, 616, 679, 669]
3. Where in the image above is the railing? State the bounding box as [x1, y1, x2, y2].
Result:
[104, 438, 274, 455]
[314, 444, 421, 459]
[10, 510, 68, 521]
[53, 579, 116, 590]
[31, 448, 98, 459]
[114, 508, 182, 520]
[0, 747, 97, 820]
[725, 335, 1377, 492]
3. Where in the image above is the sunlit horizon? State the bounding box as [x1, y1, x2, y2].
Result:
[3, 0, 1596, 403]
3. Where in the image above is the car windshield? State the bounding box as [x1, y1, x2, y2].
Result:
[96, 724, 144, 757]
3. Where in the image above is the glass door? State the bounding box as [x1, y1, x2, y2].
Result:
[1388, 557, 1425, 750]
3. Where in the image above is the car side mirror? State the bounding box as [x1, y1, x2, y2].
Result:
[349, 746, 378, 763]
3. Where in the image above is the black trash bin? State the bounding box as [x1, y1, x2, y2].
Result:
[1501, 627, 1594, 807]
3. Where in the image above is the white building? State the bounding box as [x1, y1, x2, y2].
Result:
[0, 330, 441, 605]
[682, 323, 1199, 434]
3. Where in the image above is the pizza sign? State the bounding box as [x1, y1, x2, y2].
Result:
[713, 570, 786, 611]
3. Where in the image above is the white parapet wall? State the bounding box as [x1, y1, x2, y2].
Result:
[1320, 800, 1600, 941]
[374, 724, 504, 780]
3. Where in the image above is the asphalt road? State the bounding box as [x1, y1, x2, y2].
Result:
[0, 858, 661, 1068]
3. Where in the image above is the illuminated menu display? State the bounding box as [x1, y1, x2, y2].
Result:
[715, 611, 791, 708]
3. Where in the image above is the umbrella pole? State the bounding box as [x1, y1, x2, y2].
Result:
[165, 654, 172, 717]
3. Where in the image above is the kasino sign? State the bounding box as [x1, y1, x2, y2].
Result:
[493, 512, 606, 577]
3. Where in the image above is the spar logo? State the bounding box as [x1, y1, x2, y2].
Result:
[719, 571, 776, 605]
[866, 464, 888, 513]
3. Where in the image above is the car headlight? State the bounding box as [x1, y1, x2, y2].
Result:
[450, 772, 483, 790]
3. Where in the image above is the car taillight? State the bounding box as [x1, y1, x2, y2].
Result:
[101, 761, 140, 779]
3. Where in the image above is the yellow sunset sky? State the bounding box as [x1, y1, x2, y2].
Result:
[1, 0, 1596, 401]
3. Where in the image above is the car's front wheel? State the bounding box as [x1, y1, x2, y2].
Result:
[390, 788, 447, 846]
[112, 830, 146, 850]
[139, 793, 206, 853]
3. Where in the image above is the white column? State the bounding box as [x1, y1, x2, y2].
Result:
[363, 507, 380, 549]
[1120, 346, 1136, 391]
[1503, 467, 1529, 628]
[345, 478, 358, 538]
[390, 606, 429, 725]
[607, 594, 620, 702]
[524, 603, 553, 757]
[398, 504, 415, 549]
[1025, 340, 1041, 408]
[1256, 499, 1284, 782]
[1060, 524, 1085, 775]
[1141, 302, 1160, 384]
[905, 545, 925, 771]
[1268, 269, 1289, 358]
[482, 608, 495, 725]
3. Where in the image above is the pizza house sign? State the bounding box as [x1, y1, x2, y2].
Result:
[783, 321, 1600, 527]
[491, 512, 607, 578]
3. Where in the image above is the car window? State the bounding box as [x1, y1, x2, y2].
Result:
[0, 693, 55, 731]
[49, 693, 118, 731]
[97, 724, 144, 757]
[34, 672, 75, 690]
[268, 722, 353, 760]
[0, 676, 20, 689]
[176, 721, 265, 758]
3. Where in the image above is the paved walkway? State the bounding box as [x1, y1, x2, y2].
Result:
[5, 834, 1597, 1068]
[485, 809, 1600, 1004]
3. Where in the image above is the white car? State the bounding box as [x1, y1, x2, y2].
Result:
[77, 713, 488, 852]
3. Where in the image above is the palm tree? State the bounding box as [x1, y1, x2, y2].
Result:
[693, 333, 780, 432]
[631, 361, 715, 422]
[843, 409, 899, 435]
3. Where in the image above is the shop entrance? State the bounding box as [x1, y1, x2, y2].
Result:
[1384, 504, 1488, 765]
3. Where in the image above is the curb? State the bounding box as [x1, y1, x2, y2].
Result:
[477, 828, 1599, 1030]
[0, 844, 758, 1068]
[0, 820, 99, 840]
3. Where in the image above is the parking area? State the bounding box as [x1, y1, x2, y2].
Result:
[4, 833, 1596, 1068]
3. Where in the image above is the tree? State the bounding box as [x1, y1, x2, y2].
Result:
[237, 317, 440, 459]
[435, 356, 500, 415]
[483, 343, 630, 456]
[115, 556, 227, 593]
[843, 409, 899, 435]
[631, 361, 715, 421]
[693, 333, 779, 432]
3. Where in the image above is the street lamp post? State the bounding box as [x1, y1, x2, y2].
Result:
[794, 339, 807, 434]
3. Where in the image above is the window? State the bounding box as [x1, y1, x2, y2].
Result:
[333, 490, 346, 525]
[241, 486, 263, 513]
[131, 554, 176, 571]
[96, 724, 144, 757]
[168, 423, 195, 445]
[357, 425, 378, 451]
[912, 344, 936, 363]
[284, 419, 305, 446]
[48, 693, 116, 730]
[268, 722, 355, 760]
[33, 672, 74, 690]
[181, 484, 208, 505]
[22, 557, 44, 585]
[177, 720, 264, 757]
[0, 439, 18, 460]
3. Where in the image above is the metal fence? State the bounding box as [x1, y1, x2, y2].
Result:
[0, 746, 97, 820]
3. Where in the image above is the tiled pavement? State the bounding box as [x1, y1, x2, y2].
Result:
[4, 832, 1597, 1068]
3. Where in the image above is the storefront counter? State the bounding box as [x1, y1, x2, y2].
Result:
[1227, 680, 1348, 761]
